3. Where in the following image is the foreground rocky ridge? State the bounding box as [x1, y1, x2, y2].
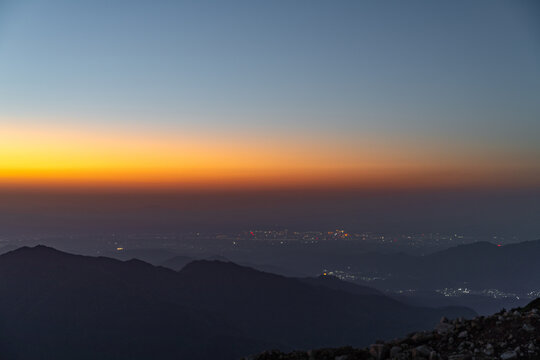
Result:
[245, 299, 540, 360]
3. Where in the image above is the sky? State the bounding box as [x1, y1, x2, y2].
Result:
[0, 1, 539, 237]
[1, 0, 539, 190]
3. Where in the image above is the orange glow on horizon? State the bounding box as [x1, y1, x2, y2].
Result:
[1, 123, 539, 191]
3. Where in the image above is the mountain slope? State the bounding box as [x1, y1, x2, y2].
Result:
[0, 246, 474, 360]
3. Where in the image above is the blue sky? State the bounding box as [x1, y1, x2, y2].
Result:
[1, 0, 538, 136]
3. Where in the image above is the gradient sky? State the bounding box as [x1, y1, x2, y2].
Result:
[1, 0, 539, 189]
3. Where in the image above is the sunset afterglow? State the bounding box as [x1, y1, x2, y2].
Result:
[2, 121, 539, 190]
[2, 1, 539, 192]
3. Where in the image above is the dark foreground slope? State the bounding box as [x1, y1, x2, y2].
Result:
[246, 299, 540, 360]
[0, 246, 473, 360]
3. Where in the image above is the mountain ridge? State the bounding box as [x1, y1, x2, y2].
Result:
[0, 245, 475, 360]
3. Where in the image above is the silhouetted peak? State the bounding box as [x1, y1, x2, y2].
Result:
[4, 245, 70, 257]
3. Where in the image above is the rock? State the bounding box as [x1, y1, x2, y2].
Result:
[447, 355, 469, 360]
[412, 345, 432, 358]
[435, 322, 454, 335]
[411, 331, 433, 343]
[500, 350, 518, 359]
[389, 346, 402, 357]
[244, 297, 540, 360]
[369, 344, 388, 360]
[485, 343, 494, 356]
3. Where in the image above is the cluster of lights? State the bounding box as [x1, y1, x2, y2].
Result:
[435, 287, 525, 299]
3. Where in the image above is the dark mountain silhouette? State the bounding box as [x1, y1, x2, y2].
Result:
[160, 254, 306, 277]
[0, 246, 474, 360]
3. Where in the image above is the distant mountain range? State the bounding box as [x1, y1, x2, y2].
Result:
[40, 238, 540, 316]
[0, 246, 474, 360]
[347, 240, 540, 293]
[121, 239, 540, 297]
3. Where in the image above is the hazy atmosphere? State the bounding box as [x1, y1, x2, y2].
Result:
[1, 0, 539, 239]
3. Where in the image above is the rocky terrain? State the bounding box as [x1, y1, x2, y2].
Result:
[244, 299, 540, 360]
